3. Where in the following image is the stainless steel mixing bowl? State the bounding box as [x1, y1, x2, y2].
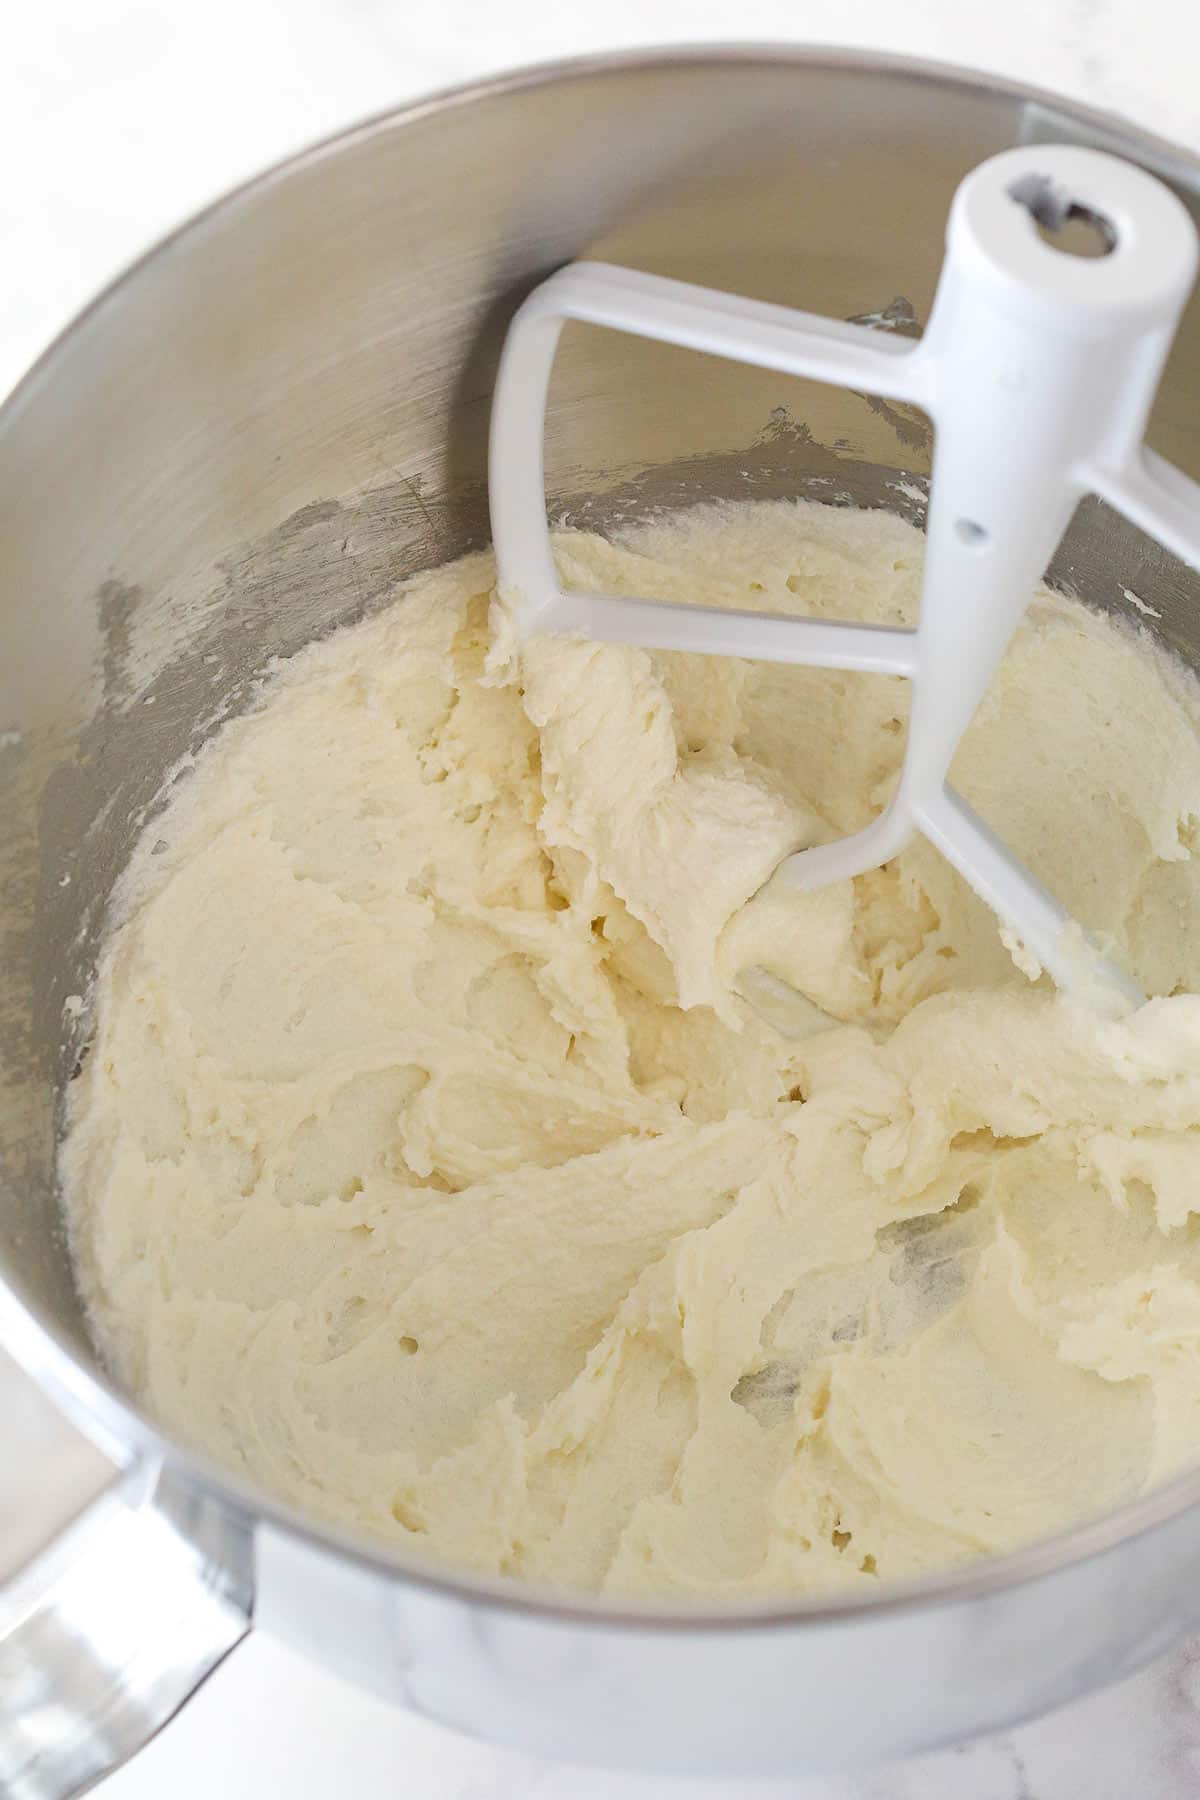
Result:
[4, 46, 1200, 1796]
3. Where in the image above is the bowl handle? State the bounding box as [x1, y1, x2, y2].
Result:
[0, 1402, 249, 1800]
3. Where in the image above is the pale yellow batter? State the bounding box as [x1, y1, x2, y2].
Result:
[62, 499, 1200, 1597]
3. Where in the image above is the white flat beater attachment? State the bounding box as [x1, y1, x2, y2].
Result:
[489, 146, 1200, 1012]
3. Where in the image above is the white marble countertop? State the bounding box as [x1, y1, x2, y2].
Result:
[5, 3, 1200, 1795]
